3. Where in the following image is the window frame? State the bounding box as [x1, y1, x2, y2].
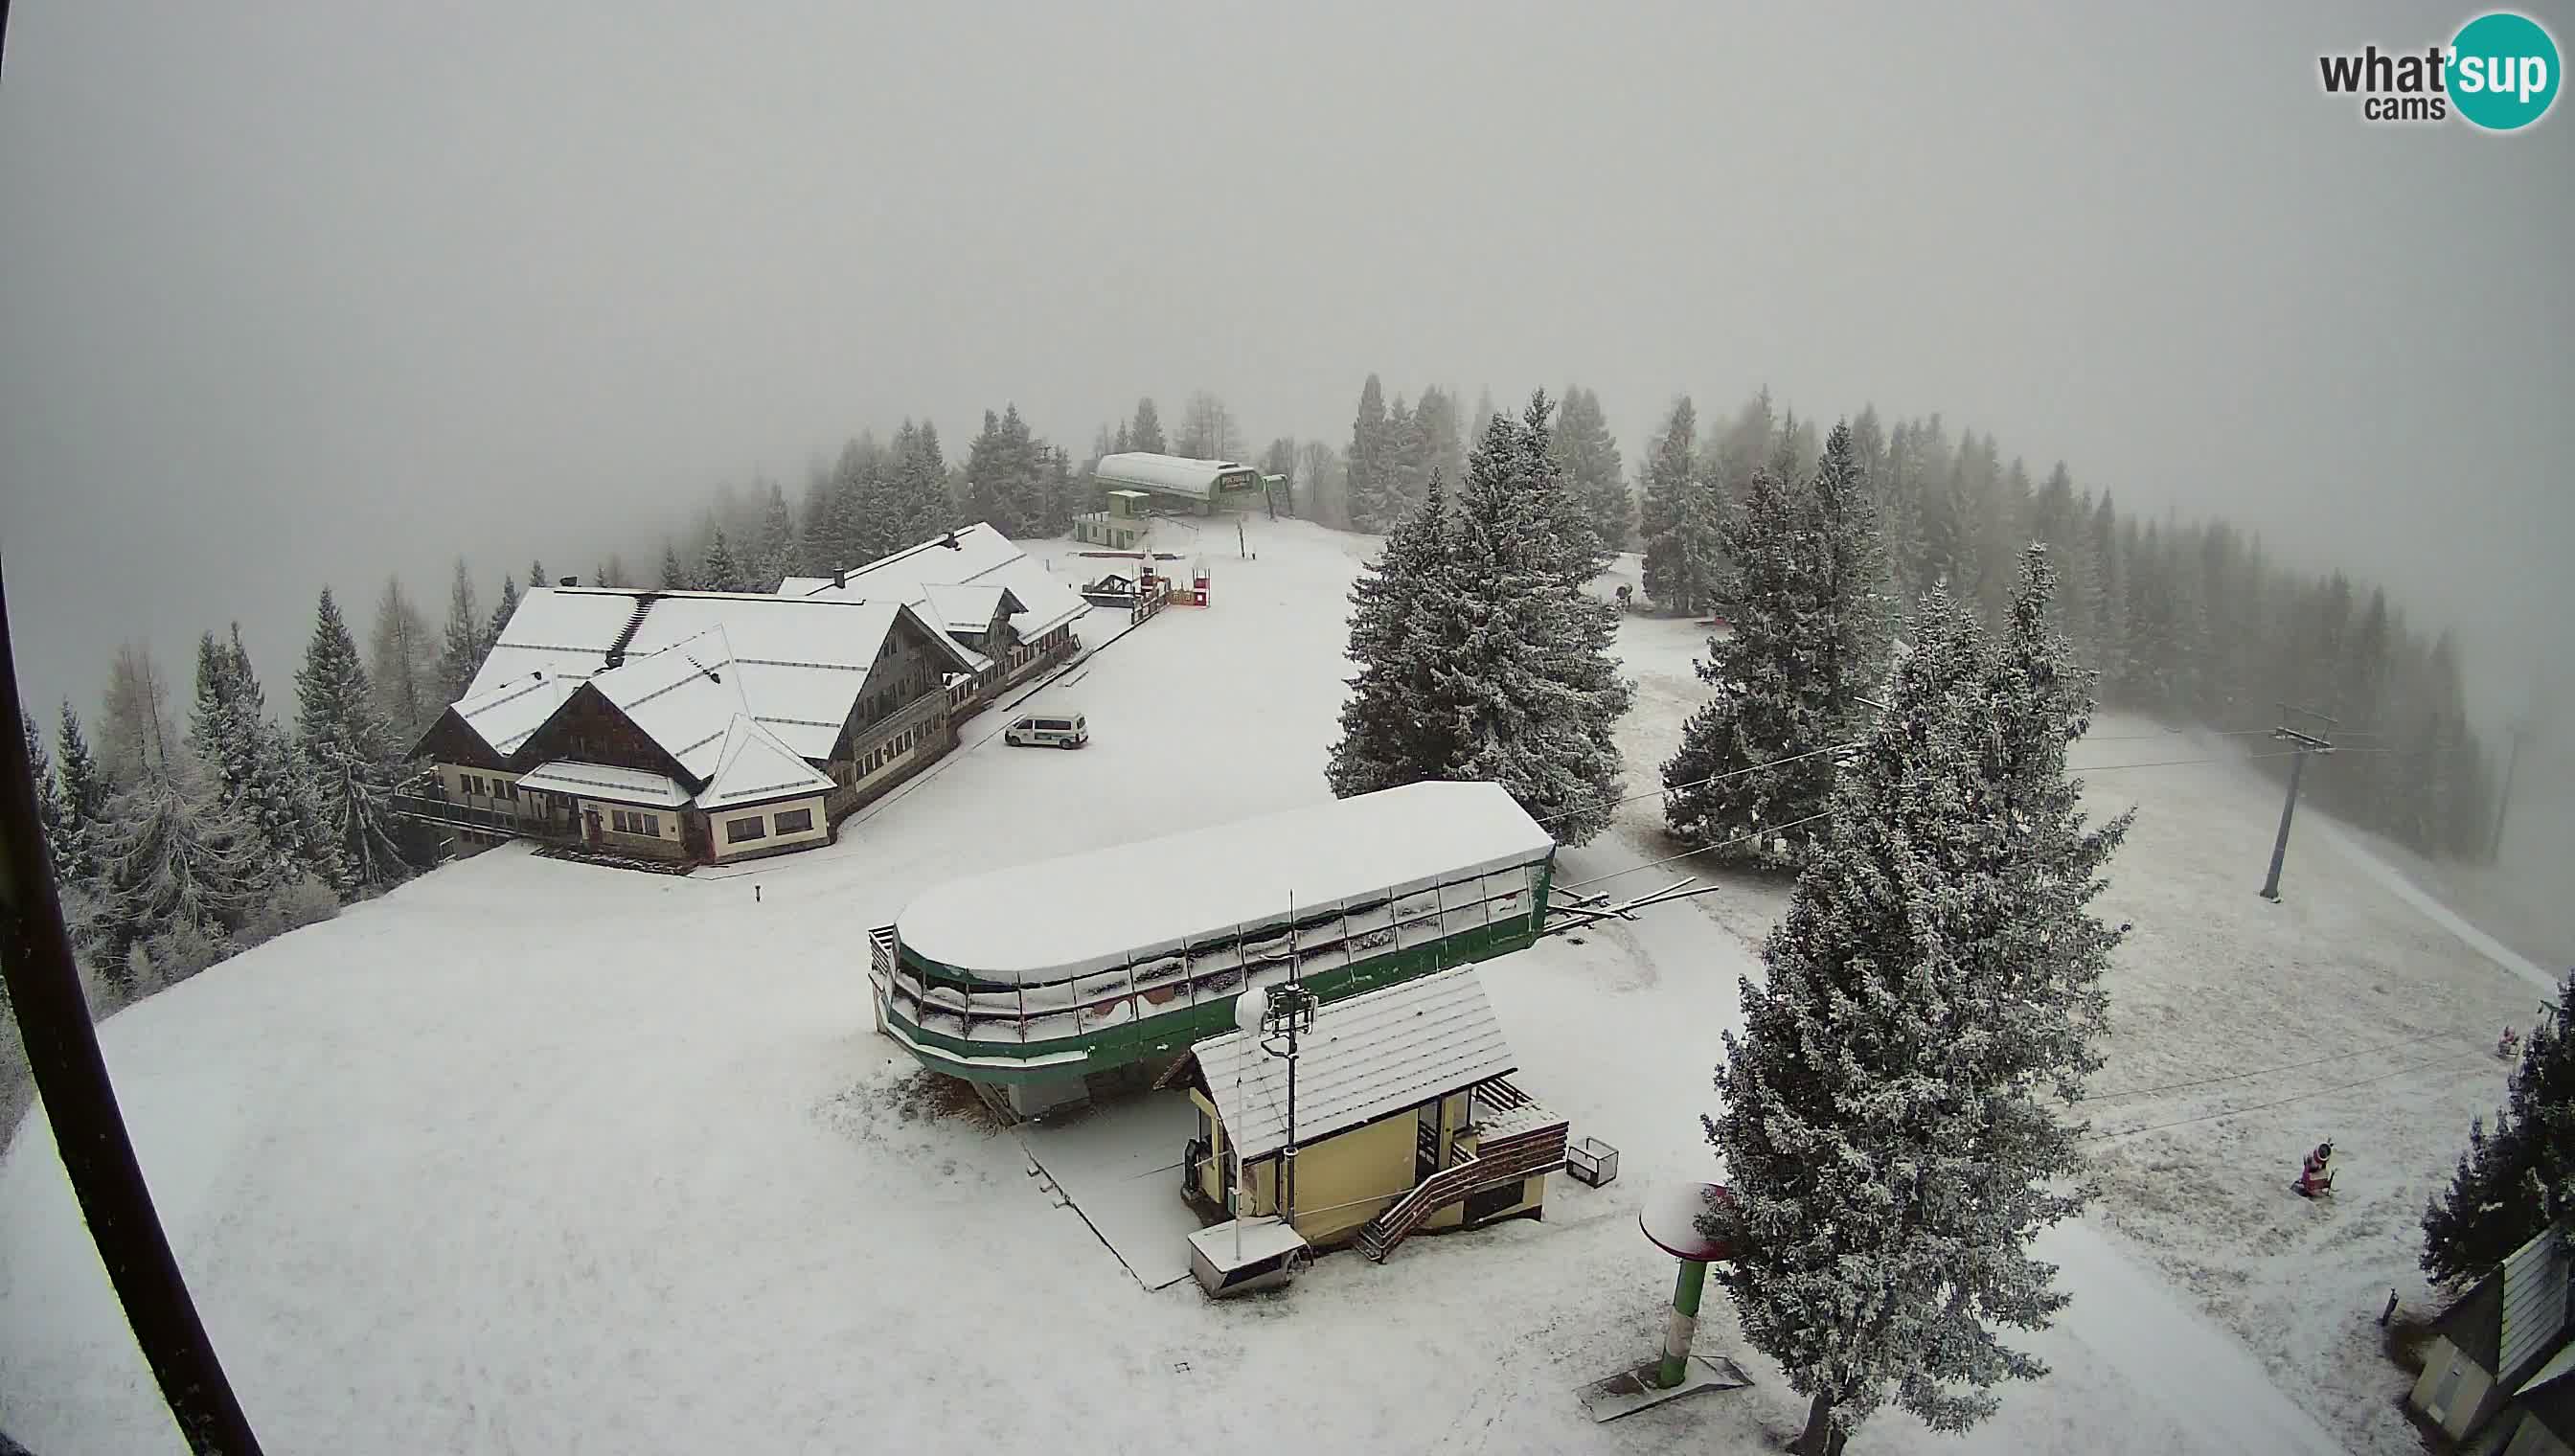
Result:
[773, 807, 813, 834]
[725, 814, 766, 844]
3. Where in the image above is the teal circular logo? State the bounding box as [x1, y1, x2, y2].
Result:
[2450, 12, 2560, 130]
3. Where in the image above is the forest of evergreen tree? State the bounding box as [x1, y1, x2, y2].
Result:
[17, 380, 2497, 1029]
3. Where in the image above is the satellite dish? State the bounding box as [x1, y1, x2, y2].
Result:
[1234, 988, 1267, 1037]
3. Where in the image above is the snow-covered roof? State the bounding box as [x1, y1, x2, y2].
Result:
[516, 761, 690, 808]
[463, 587, 974, 762]
[789, 523, 1088, 644]
[585, 628, 750, 781]
[1193, 967, 1515, 1160]
[923, 583, 1011, 637]
[695, 716, 835, 809]
[1091, 452, 1261, 501]
[1186, 1217, 1309, 1272]
[445, 671, 580, 757]
[896, 781, 1556, 984]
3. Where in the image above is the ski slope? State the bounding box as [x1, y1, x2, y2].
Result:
[0, 518, 2531, 1454]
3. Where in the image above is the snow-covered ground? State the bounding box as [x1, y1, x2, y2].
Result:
[0, 518, 2544, 1454]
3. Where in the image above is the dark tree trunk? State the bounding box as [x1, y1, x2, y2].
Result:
[1798, 1391, 1840, 1455]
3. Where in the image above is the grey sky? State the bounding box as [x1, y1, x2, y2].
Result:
[3, 0, 2569, 743]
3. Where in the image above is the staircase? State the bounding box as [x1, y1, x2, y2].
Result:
[1356, 1094, 1569, 1263]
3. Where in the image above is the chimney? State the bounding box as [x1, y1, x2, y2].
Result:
[942, 531, 960, 550]
[834, 568, 849, 590]
[558, 576, 578, 587]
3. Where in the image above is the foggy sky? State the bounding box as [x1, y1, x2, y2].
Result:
[4, 0, 2570, 743]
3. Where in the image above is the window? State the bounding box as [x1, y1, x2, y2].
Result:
[637, 813, 659, 837]
[611, 809, 630, 833]
[774, 808, 813, 834]
[726, 815, 765, 844]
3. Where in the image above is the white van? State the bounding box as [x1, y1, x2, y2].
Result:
[1005, 712, 1088, 749]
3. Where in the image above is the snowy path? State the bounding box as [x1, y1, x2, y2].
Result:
[2314, 823, 2558, 995]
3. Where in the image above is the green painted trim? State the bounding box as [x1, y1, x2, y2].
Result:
[884, 915, 1547, 1087]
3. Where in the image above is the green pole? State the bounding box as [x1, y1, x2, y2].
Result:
[1657, 1258, 1708, 1388]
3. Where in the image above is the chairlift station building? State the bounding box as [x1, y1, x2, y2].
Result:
[871, 781, 1559, 1117]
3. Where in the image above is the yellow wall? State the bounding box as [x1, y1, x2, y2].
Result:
[1278, 1112, 1418, 1246]
[707, 794, 832, 860]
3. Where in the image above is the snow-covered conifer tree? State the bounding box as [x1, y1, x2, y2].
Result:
[1399, 400, 1632, 843]
[2424, 969, 2575, 1282]
[54, 702, 112, 883]
[23, 708, 64, 864]
[659, 540, 693, 590]
[1324, 470, 1452, 800]
[94, 751, 264, 983]
[436, 559, 484, 703]
[196, 627, 349, 893]
[1641, 398, 1716, 614]
[1345, 375, 1401, 533]
[1660, 467, 1837, 866]
[1552, 386, 1631, 556]
[1810, 420, 1897, 721]
[755, 482, 797, 588]
[485, 575, 521, 650]
[1708, 561, 2128, 1456]
[296, 587, 411, 889]
[699, 529, 745, 593]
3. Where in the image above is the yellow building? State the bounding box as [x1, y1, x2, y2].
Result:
[1168, 966, 1567, 1263]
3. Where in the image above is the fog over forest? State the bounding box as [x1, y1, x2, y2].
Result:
[3, 1, 2569, 876]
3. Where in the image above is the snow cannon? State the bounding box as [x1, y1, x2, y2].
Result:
[1576, 1183, 1755, 1422]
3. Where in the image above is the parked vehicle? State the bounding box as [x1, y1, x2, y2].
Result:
[1005, 713, 1087, 749]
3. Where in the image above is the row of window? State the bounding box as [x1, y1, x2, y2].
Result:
[860, 726, 925, 778]
[725, 806, 815, 844]
[461, 773, 519, 802]
[609, 809, 663, 837]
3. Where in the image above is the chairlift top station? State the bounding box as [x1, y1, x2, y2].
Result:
[871, 782, 1560, 1109]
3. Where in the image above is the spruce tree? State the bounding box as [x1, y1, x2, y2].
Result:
[1553, 386, 1632, 555]
[1661, 468, 1837, 867]
[296, 587, 411, 889]
[1710, 564, 2128, 1456]
[755, 481, 797, 587]
[436, 558, 485, 703]
[24, 708, 64, 863]
[1128, 397, 1166, 455]
[55, 703, 112, 882]
[1416, 386, 1467, 504]
[528, 559, 550, 591]
[2424, 970, 2575, 1281]
[1402, 402, 1632, 843]
[699, 528, 745, 593]
[94, 753, 265, 982]
[1324, 471, 1453, 800]
[198, 627, 349, 894]
[1641, 398, 1720, 614]
[486, 575, 521, 648]
[1810, 420, 1897, 722]
[1346, 375, 1401, 532]
[659, 541, 694, 590]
